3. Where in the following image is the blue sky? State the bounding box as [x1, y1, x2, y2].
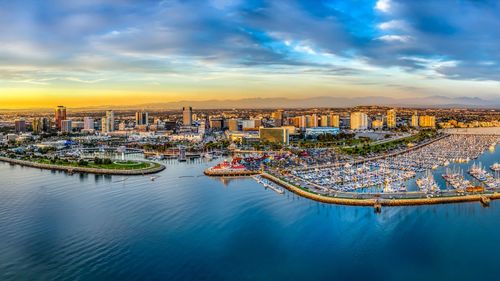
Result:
[0, 0, 499, 107]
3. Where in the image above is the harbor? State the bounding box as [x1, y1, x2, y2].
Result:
[206, 131, 500, 207]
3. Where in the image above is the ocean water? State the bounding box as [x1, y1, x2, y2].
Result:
[0, 147, 499, 281]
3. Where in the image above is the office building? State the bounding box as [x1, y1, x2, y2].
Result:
[329, 114, 340, 128]
[411, 112, 419, 127]
[136, 111, 149, 126]
[61, 120, 72, 133]
[259, 127, 289, 145]
[419, 115, 436, 128]
[32, 117, 50, 134]
[101, 110, 115, 133]
[372, 119, 384, 130]
[83, 117, 94, 130]
[320, 115, 329, 127]
[387, 109, 396, 129]
[271, 110, 284, 127]
[350, 112, 368, 130]
[55, 106, 67, 131]
[15, 119, 26, 133]
[183, 107, 193, 126]
[209, 118, 224, 130]
[228, 119, 240, 131]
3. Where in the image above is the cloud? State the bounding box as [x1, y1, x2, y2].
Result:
[377, 35, 411, 43]
[1, 0, 500, 96]
[375, 0, 391, 13]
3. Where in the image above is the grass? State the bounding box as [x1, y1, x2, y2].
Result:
[32, 158, 154, 170]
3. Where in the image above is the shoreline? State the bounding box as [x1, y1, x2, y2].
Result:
[261, 172, 499, 207]
[0, 156, 165, 175]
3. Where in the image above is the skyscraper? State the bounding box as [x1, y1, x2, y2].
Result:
[32, 117, 50, 134]
[55, 106, 67, 131]
[387, 109, 396, 129]
[411, 112, 419, 127]
[15, 119, 26, 133]
[83, 117, 94, 130]
[350, 112, 368, 130]
[135, 111, 149, 126]
[329, 114, 340, 128]
[271, 110, 284, 127]
[102, 110, 115, 133]
[183, 107, 192, 126]
[320, 115, 329, 127]
[61, 120, 72, 133]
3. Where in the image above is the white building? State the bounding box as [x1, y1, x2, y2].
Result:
[350, 112, 368, 130]
[101, 111, 115, 133]
[61, 120, 72, 133]
[83, 117, 94, 130]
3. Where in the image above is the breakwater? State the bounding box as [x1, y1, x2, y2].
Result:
[0, 157, 165, 175]
[261, 172, 500, 207]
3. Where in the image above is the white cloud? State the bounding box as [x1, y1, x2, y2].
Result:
[378, 20, 407, 31]
[375, 0, 391, 13]
[377, 35, 411, 43]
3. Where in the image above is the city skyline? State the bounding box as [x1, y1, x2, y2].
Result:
[1, 0, 500, 108]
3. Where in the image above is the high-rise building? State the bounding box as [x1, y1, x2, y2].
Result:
[83, 117, 94, 130]
[15, 119, 26, 133]
[306, 114, 318, 128]
[271, 110, 284, 127]
[183, 107, 193, 126]
[350, 112, 368, 130]
[135, 111, 149, 126]
[372, 119, 384, 130]
[411, 112, 419, 127]
[387, 109, 396, 129]
[61, 120, 72, 133]
[228, 119, 239, 131]
[320, 115, 329, 127]
[101, 110, 115, 133]
[32, 117, 50, 134]
[419, 115, 436, 128]
[55, 106, 67, 131]
[329, 114, 340, 128]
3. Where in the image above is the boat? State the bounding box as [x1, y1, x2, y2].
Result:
[416, 170, 439, 193]
[491, 163, 500, 172]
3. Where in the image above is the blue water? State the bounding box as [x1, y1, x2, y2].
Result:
[0, 149, 499, 281]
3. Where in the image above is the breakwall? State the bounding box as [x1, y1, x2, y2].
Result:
[0, 157, 165, 175]
[261, 172, 500, 207]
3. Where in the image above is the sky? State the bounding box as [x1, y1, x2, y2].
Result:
[1, 0, 500, 108]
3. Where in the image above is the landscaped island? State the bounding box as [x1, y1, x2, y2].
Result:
[0, 156, 165, 175]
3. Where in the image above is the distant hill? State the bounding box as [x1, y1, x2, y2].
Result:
[119, 95, 500, 110]
[1, 95, 498, 112]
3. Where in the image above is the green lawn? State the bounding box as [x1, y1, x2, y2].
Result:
[32, 158, 155, 170]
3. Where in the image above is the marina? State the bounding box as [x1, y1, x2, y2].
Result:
[205, 132, 500, 207]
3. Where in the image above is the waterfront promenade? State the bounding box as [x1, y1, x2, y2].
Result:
[0, 156, 165, 175]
